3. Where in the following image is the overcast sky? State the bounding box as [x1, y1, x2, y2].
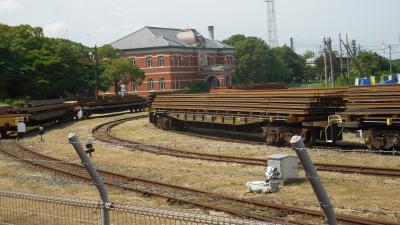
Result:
[1, 0, 399, 58]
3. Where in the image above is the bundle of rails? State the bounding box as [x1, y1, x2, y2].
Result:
[93, 116, 400, 178]
[149, 85, 400, 151]
[0, 96, 147, 138]
[0, 141, 398, 225]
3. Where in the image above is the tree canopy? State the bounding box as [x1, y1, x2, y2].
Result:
[102, 58, 145, 96]
[0, 23, 93, 99]
[351, 51, 390, 77]
[223, 35, 308, 84]
[0, 23, 145, 99]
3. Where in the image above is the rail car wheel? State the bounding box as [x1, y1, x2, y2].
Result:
[0, 130, 7, 138]
[157, 116, 172, 131]
[0, 123, 9, 138]
[363, 130, 400, 151]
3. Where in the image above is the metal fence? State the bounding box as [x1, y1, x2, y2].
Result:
[0, 190, 274, 225]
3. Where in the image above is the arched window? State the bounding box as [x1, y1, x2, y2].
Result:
[147, 79, 154, 91]
[159, 78, 165, 91]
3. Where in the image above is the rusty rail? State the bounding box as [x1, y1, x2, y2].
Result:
[1, 140, 398, 225]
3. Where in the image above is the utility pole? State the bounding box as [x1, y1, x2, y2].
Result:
[94, 45, 99, 100]
[389, 44, 392, 73]
[346, 34, 350, 78]
[351, 40, 357, 56]
[290, 37, 294, 50]
[323, 37, 328, 88]
[327, 38, 335, 87]
[338, 34, 344, 75]
[341, 38, 364, 76]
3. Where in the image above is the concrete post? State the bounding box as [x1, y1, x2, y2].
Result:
[290, 136, 337, 225]
[68, 133, 110, 225]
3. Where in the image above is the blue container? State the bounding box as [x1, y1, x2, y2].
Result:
[359, 77, 371, 86]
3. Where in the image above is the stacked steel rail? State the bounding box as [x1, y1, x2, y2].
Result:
[78, 95, 147, 118]
[149, 88, 348, 146]
[337, 85, 400, 150]
[17, 99, 77, 125]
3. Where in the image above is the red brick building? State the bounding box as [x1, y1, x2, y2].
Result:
[106, 26, 235, 95]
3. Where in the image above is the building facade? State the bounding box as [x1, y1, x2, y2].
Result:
[105, 26, 235, 96]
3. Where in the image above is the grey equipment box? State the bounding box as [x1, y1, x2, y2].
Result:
[267, 154, 299, 180]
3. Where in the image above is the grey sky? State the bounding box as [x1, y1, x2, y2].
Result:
[1, 0, 399, 58]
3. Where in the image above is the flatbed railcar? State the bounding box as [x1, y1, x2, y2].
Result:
[0, 95, 147, 138]
[332, 84, 400, 150]
[0, 108, 29, 138]
[149, 85, 400, 151]
[16, 99, 78, 126]
[149, 88, 348, 146]
[78, 95, 147, 119]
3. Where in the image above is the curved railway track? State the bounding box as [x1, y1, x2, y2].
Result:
[0, 140, 398, 225]
[93, 116, 400, 179]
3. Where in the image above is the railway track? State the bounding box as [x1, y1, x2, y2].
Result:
[0, 140, 398, 225]
[93, 116, 400, 179]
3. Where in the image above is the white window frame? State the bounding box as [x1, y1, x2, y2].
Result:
[170, 55, 176, 67]
[147, 79, 154, 91]
[158, 56, 164, 67]
[159, 78, 166, 91]
[146, 56, 153, 68]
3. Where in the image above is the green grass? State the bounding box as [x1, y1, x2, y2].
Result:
[288, 81, 327, 88]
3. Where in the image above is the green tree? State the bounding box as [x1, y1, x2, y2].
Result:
[303, 65, 320, 82]
[102, 58, 145, 96]
[222, 34, 246, 47]
[271, 46, 305, 82]
[0, 23, 94, 99]
[351, 51, 390, 77]
[223, 35, 288, 83]
[303, 50, 315, 59]
[392, 59, 400, 73]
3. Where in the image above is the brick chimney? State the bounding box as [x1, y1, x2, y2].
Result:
[208, 26, 214, 40]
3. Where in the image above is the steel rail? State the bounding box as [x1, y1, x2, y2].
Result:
[95, 116, 400, 179]
[1, 141, 398, 225]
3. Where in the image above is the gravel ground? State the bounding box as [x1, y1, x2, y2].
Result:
[113, 118, 400, 169]
[0, 113, 399, 224]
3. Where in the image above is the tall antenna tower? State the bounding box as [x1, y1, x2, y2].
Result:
[265, 0, 279, 47]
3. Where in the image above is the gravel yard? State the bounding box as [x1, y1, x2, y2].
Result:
[0, 114, 399, 224]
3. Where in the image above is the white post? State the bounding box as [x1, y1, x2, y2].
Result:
[68, 133, 110, 225]
[290, 136, 337, 225]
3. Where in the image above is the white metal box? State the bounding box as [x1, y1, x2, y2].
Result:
[267, 154, 299, 180]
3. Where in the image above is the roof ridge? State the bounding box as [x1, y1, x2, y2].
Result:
[146, 26, 182, 31]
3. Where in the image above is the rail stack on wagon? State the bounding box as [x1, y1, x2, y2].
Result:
[17, 99, 77, 126]
[149, 88, 348, 146]
[336, 84, 400, 150]
[78, 95, 147, 119]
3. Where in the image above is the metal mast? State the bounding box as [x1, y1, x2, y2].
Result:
[265, 0, 279, 47]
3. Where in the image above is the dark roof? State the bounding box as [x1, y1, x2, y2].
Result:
[111, 26, 234, 50]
